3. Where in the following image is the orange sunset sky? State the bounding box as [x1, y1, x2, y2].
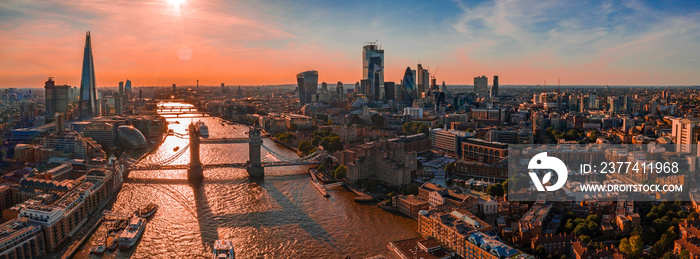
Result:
[1, 0, 699, 88]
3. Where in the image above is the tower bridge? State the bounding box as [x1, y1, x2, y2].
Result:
[128, 123, 328, 181]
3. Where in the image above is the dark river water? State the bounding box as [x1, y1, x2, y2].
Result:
[76, 102, 418, 258]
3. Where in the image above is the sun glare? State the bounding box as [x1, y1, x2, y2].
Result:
[167, 0, 185, 6]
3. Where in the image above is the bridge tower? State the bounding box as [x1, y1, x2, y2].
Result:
[188, 122, 203, 181]
[247, 126, 264, 177]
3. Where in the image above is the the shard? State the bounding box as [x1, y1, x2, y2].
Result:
[79, 31, 98, 119]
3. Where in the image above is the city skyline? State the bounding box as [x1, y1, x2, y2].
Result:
[1, 0, 700, 88]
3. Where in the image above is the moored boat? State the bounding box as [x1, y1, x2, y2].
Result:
[106, 230, 120, 250]
[213, 240, 235, 259]
[135, 203, 158, 218]
[91, 241, 107, 255]
[196, 121, 209, 138]
[118, 217, 147, 250]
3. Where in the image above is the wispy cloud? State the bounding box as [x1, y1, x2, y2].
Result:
[0, 0, 698, 87]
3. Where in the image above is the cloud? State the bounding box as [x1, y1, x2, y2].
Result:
[0, 0, 699, 87]
[442, 0, 700, 85]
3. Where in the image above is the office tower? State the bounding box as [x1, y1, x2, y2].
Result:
[55, 113, 64, 133]
[672, 118, 700, 154]
[125, 79, 132, 99]
[360, 79, 371, 96]
[321, 82, 328, 93]
[435, 92, 445, 112]
[296, 70, 318, 105]
[402, 67, 416, 105]
[362, 43, 384, 99]
[430, 78, 437, 92]
[422, 69, 429, 95]
[441, 81, 446, 92]
[491, 75, 499, 97]
[172, 84, 176, 93]
[355, 82, 360, 93]
[116, 81, 123, 116]
[589, 92, 597, 109]
[474, 76, 488, 96]
[608, 96, 620, 113]
[78, 31, 98, 119]
[384, 81, 395, 100]
[336, 82, 344, 99]
[44, 77, 70, 118]
[416, 63, 424, 94]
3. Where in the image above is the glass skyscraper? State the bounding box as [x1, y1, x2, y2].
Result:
[296, 70, 318, 105]
[402, 67, 416, 105]
[79, 31, 98, 119]
[362, 43, 384, 99]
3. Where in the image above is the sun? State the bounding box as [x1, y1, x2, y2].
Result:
[167, 0, 185, 6]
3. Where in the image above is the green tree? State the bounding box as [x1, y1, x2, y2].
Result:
[564, 129, 579, 141]
[332, 165, 347, 179]
[404, 184, 419, 195]
[652, 227, 677, 257]
[534, 245, 547, 258]
[445, 162, 456, 173]
[620, 238, 631, 256]
[486, 184, 504, 197]
[350, 114, 364, 125]
[620, 235, 643, 257]
[320, 136, 343, 152]
[573, 224, 589, 237]
[370, 114, 385, 128]
[298, 141, 314, 156]
[579, 235, 592, 244]
[312, 136, 323, 146]
[401, 122, 430, 135]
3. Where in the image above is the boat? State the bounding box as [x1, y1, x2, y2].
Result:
[106, 231, 120, 250]
[213, 240, 235, 259]
[196, 121, 209, 138]
[91, 241, 107, 255]
[173, 146, 179, 152]
[118, 217, 147, 250]
[135, 203, 158, 218]
[108, 218, 128, 233]
[311, 178, 330, 198]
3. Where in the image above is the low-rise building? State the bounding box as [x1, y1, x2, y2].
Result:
[0, 217, 46, 258]
[571, 241, 625, 259]
[431, 129, 472, 157]
[340, 140, 417, 188]
[284, 114, 313, 129]
[394, 195, 429, 219]
[388, 237, 453, 259]
[417, 209, 527, 258]
[388, 133, 430, 154]
[418, 183, 478, 213]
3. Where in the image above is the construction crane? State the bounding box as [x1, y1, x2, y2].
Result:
[431, 66, 439, 79]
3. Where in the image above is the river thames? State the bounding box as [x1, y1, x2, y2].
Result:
[76, 102, 418, 258]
